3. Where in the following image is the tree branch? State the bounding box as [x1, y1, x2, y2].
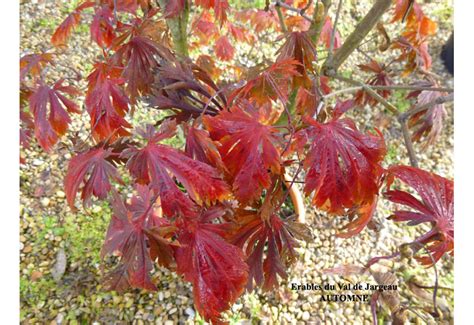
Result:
[328, 0, 343, 56]
[310, 0, 332, 44]
[275, 1, 313, 22]
[274, 3, 288, 32]
[397, 92, 454, 167]
[399, 93, 454, 122]
[399, 118, 419, 167]
[158, 0, 190, 56]
[322, 0, 391, 74]
[323, 85, 454, 99]
[331, 73, 424, 167]
[331, 73, 399, 114]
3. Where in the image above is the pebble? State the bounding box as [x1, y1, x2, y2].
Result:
[40, 197, 50, 207]
[302, 311, 310, 321]
[32, 159, 44, 166]
[184, 307, 195, 317]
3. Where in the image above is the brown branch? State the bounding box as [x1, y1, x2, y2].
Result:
[399, 119, 419, 167]
[331, 73, 422, 167]
[323, 85, 454, 99]
[399, 93, 454, 121]
[331, 74, 399, 114]
[322, 0, 392, 74]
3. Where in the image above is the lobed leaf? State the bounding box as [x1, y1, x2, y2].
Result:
[28, 80, 80, 151]
[91, 6, 116, 48]
[407, 90, 447, 148]
[85, 62, 131, 141]
[102, 186, 169, 291]
[51, 1, 95, 47]
[232, 212, 309, 291]
[203, 102, 283, 203]
[384, 165, 453, 265]
[64, 146, 122, 209]
[123, 123, 230, 217]
[276, 31, 317, 87]
[214, 35, 234, 61]
[114, 36, 172, 101]
[175, 207, 248, 323]
[295, 114, 386, 236]
[229, 58, 300, 106]
[20, 53, 54, 80]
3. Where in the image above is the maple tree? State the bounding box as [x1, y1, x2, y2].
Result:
[20, 0, 454, 323]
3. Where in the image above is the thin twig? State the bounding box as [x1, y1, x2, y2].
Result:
[399, 118, 419, 167]
[275, 1, 313, 22]
[397, 92, 454, 167]
[412, 284, 454, 292]
[399, 93, 454, 121]
[277, 161, 304, 212]
[411, 242, 440, 318]
[330, 73, 423, 166]
[322, 0, 392, 74]
[323, 85, 453, 99]
[310, 0, 332, 44]
[329, 0, 344, 55]
[275, 3, 288, 33]
[331, 73, 399, 114]
[406, 306, 430, 323]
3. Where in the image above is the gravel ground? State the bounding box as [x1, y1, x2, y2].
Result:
[20, 1, 454, 324]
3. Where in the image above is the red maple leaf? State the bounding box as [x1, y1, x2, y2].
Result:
[91, 6, 116, 48]
[105, 0, 152, 13]
[276, 31, 316, 86]
[203, 102, 283, 203]
[319, 17, 341, 49]
[391, 4, 436, 75]
[229, 58, 300, 105]
[193, 14, 218, 41]
[407, 90, 447, 148]
[391, 0, 423, 23]
[232, 211, 309, 291]
[64, 146, 123, 209]
[163, 0, 185, 17]
[114, 36, 172, 101]
[215, 35, 234, 61]
[20, 53, 54, 80]
[355, 60, 393, 107]
[175, 206, 248, 323]
[294, 114, 386, 236]
[85, 61, 131, 141]
[20, 87, 34, 154]
[28, 80, 80, 151]
[102, 186, 168, 291]
[51, 1, 95, 47]
[227, 22, 251, 43]
[123, 122, 230, 217]
[185, 126, 228, 174]
[384, 166, 453, 265]
[195, 0, 229, 25]
[247, 9, 279, 33]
